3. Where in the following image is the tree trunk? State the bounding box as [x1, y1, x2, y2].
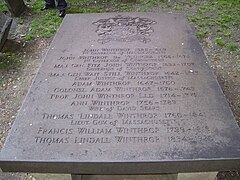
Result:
[4, 0, 26, 17]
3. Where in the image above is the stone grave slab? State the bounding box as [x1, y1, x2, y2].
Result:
[0, 12, 240, 174]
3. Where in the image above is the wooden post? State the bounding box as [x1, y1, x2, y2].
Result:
[4, 0, 26, 17]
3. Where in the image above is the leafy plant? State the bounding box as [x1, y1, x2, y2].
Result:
[227, 43, 237, 51]
[216, 37, 225, 46]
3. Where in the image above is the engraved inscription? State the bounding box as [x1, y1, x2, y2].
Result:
[38, 45, 210, 150]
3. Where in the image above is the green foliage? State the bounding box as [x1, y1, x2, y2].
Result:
[227, 43, 238, 51]
[67, 0, 137, 13]
[196, 29, 209, 38]
[0, 1, 8, 12]
[25, 34, 34, 41]
[24, 1, 62, 40]
[21, 0, 141, 40]
[0, 52, 19, 69]
[186, 0, 239, 52]
[216, 37, 225, 46]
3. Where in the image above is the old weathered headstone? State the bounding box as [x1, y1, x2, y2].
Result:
[0, 12, 239, 174]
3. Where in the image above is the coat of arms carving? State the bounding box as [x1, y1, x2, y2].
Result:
[93, 15, 157, 44]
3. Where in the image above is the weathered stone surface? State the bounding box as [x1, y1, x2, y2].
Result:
[0, 12, 239, 174]
[0, 15, 12, 51]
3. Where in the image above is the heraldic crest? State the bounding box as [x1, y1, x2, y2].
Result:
[93, 15, 157, 44]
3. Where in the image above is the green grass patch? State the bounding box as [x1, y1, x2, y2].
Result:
[0, 52, 19, 70]
[24, 1, 62, 40]
[216, 37, 225, 46]
[185, 0, 239, 52]
[21, 0, 142, 40]
[227, 43, 238, 51]
[0, 1, 8, 12]
[196, 29, 209, 38]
